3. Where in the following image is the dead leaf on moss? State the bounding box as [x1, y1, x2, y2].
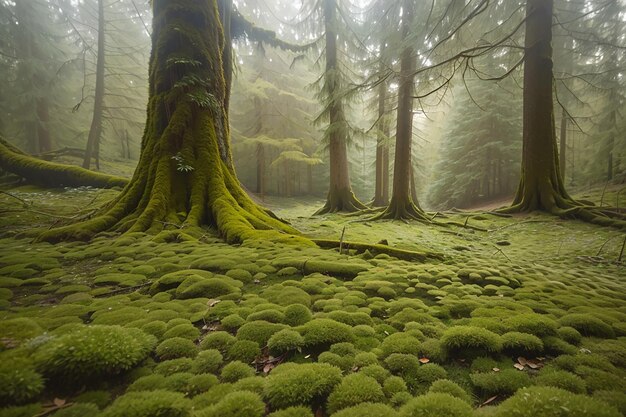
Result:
[419, 358, 430, 364]
[513, 363, 525, 371]
[492, 367, 500, 372]
[482, 395, 498, 406]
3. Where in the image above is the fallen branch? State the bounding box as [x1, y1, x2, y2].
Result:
[312, 239, 444, 262]
[0, 136, 128, 189]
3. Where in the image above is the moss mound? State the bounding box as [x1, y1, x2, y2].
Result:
[493, 386, 621, 417]
[298, 319, 355, 349]
[399, 392, 473, 417]
[195, 391, 265, 417]
[34, 325, 155, 382]
[0, 360, 44, 405]
[156, 337, 198, 360]
[331, 403, 399, 417]
[100, 390, 192, 417]
[327, 373, 385, 414]
[440, 326, 502, 358]
[264, 362, 342, 409]
[268, 406, 314, 417]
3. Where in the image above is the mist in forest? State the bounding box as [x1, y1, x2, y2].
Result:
[1, 0, 624, 211]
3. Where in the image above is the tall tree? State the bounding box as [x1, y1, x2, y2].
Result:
[82, 0, 106, 170]
[39, 0, 305, 244]
[314, 0, 367, 214]
[373, 0, 429, 221]
[502, 0, 624, 228]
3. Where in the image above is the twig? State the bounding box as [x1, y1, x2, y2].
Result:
[492, 245, 513, 263]
[93, 282, 153, 298]
[596, 235, 620, 257]
[599, 180, 609, 207]
[0, 190, 30, 206]
[619, 235, 625, 263]
[339, 226, 346, 255]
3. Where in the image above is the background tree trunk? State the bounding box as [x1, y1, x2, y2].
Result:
[373, 0, 428, 221]
[83, 0, 105, 170]
[315, 0, 366, 214]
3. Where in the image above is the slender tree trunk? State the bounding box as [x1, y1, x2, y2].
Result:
[256, 143, 265, 197]
[40, 0, 306, 244]
[307, 165, 313, 194]
[36, 98, 51, 152]
[373, 53, 389, 207]
[373, 0, 428, 221]
[559, 109, 567, 180]
[315, 0, 366, 214]
[83, 0, 106, 170]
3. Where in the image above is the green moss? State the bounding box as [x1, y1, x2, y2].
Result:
[504, 314, 558, 337]
[470, 368, 531, 396]
[35, 325, 155, 382]
[93, 273, 146, 287]
[0, 360, 44, 405]
[141, 321, 168, 340]
[156, 337, 198, 360]
[232, 376, 266, 394]
[237, 321, 287, 346]
[263, 362, 342, 409]
[399, 392, 473, 417]
[227, 340, 260, 363]
[535, 367, 586, 394]
[379, 333, 421, 357]
[162, 323, 200, 341]
[556, 326, 582, 345]
[0, 404, 44, 417]
[176, 277, 241, 300]
[192, 349, 224, 374]
[318, 352, 354, 371]
[384, 354, 419, 375]
[354, 352, 378, 367]
[225, 268, 253, 283]
[154, 358, 194, 376]
[493, 386, 621, 417]
[542, 336, 578, 355]
[0, 318, 43, 344]
[593, 391, 626, 416]
[220, 360, 255, 382]
[331, 403, 399, 417]
[359, 364, 391, 384]
[247, 309, 285, 323]
[199, 331, 236, 352]
[383, 376, 408, 398]
[440, 326, 502, 358]
[428, 379, 472, 404]
[268, 329, 305, 355]
[558, 314, 615, 338]
[127, 374, 167, 391]
[327, 373, 385, 414]
[298, 318, 354, 349]
[221, 314, 246, 331]
[267, 406, 314, 417]
[406, 363, 448, 392]
[99, 390, 192, 417]
[283, 304, 312, 326]
[195, 391, 265, 417]
[501, 332, 544, 356]
[186, 373, 219, 396]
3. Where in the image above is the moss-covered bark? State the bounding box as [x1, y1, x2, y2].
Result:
[0, 137, 127, 188]
[37, 0, 309, 244]
[501, 0, 624, 230]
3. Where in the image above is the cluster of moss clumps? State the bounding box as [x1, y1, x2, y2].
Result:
[264, 363, 342, 409]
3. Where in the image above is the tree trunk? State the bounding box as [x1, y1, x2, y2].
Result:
[83, 0, 106, 170]
[256, 143, 265, 198]
[373, 0, 429, 221]
[36, 98, 52, 153]
[373, 56, 389, 207]
[315, 0, 366, 214]
[559, 109, 566, 180]
[502, 0, 624, 228]
[39, 0, 306, 244]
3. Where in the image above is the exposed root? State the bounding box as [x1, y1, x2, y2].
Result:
[369, 197, 432, 223]
[314, 189, 368, 215]
[0, 136, 128, 189]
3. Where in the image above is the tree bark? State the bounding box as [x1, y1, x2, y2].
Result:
[83, 0, 106, 170]
[39, 0, 307, 244]
[559, 109, 567, 180]
[373, 56, 390, 207]
[315, 0, 366, 214]
[256, 143, 265, 197]
[372, 0, 429, 221]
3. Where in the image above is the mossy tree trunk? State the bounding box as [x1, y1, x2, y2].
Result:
[315, 0, 366, 214]
[372, 0, 430, 222]
[83, 0, 105, 170]
[39, 0, 307, 244]
[501, 0, 624, 229]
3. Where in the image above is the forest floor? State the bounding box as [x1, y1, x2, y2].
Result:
[0, 166, 624, 416]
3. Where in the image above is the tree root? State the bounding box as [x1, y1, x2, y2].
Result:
[315, 189, 368, 215]
[368, 198, 432, 223]
[0, 136, 128, 189]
